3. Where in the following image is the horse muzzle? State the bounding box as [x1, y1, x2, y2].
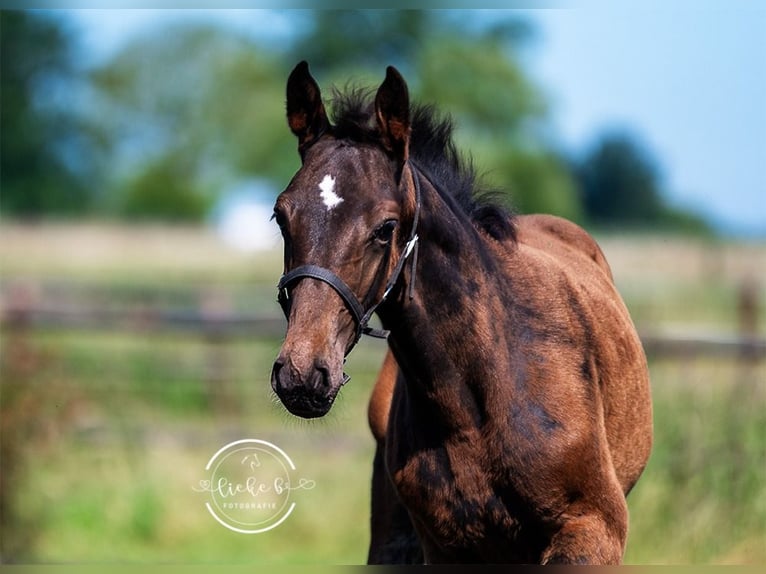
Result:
[271, 355, 346, 418]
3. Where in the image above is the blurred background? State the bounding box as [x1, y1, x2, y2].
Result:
[1, 7, 764, 565]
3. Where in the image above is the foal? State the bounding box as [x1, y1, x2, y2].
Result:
[271, 61, 653, 564]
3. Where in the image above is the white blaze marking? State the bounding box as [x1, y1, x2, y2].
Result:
[319, 174, 343, 210]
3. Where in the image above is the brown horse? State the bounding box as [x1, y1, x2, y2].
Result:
[271, 61, 653, 564]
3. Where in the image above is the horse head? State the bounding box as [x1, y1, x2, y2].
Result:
[271, 62, 418, 418]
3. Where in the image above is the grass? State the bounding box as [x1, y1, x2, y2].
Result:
[625, 359, 766, 564]
[22, 428, 376, 563]
[1, 222, 765, 564]
[1, 327, 387, 564]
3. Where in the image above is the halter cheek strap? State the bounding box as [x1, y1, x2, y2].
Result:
[276, 160, 422, 356]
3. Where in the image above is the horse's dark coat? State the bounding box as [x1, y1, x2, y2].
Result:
[271, 62, 653, 564]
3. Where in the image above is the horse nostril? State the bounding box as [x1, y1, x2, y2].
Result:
[271, 359, 285, 392]
[315, 363, 331, 388]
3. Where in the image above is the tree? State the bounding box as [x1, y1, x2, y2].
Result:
[493, 150, 582, 221]
[86, 23, 293, 221]
[287, 11, 427, 75]
[1, 11, 584, 222]
[118, 151, 211, 221]
[574, 131, 711, 233]
[0, 11, 92, 217]
[575, 132, 665, 225]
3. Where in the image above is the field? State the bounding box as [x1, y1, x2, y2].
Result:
[1, 222, 765, 564]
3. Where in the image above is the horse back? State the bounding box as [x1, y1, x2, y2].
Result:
[514, 214, 613, 282]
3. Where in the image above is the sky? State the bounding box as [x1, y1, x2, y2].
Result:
[528, 5, 766, 237]
[62, 6, 766, 237]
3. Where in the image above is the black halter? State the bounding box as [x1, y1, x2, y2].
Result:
[276, 160, 422, 356]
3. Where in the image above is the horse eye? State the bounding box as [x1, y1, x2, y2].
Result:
[374, 220, 397, 243]
[272, 209, 287, 229]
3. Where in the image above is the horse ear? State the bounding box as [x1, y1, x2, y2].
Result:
[286, 61, 330, 152]
[375, 66, 410, 162]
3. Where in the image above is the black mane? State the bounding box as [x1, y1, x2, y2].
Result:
[330, 87, 516, 242]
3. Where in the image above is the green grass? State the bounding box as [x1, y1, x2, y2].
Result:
[1, 224, 765, 564]
[1, 328, 387, 564]
[21, 433, 376, 563]
[625, 359, 766, 564]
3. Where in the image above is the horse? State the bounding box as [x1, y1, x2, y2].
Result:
[270, 61, 653, 564]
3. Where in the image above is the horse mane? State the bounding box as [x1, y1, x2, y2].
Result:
[329, 86, 517, 242]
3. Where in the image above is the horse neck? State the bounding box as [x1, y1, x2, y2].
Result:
[379, 177, 505, 425]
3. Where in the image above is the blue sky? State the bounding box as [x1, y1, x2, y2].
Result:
[63, 6, 766, 237]
[528, 5, 766, 237]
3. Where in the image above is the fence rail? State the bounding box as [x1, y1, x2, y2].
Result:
[2, 300, 764, 361]
[640, 331, 766, 360]
[1, 301, 287, 338]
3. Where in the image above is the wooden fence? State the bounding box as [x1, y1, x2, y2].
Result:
[1, 280, 764, 361]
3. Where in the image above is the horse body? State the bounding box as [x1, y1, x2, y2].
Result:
[372, 213, 651, 563]
[272, 61, 652, 564]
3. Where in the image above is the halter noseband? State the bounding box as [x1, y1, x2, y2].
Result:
[276, 160, 422, 357]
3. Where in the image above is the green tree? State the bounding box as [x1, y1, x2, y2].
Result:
[3, 11, 582, 222]
[493, 150, 582, 220]
[87, 23, 292, 221]
[118, 152, 211, 221]
[287, 11, 427, 74]
[416, 30, 581, 221]
[0, 11, 92, 217]
[416, 27, 543, 141]
[574, 131, 711, 233]
[576, 132, 665, 225]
